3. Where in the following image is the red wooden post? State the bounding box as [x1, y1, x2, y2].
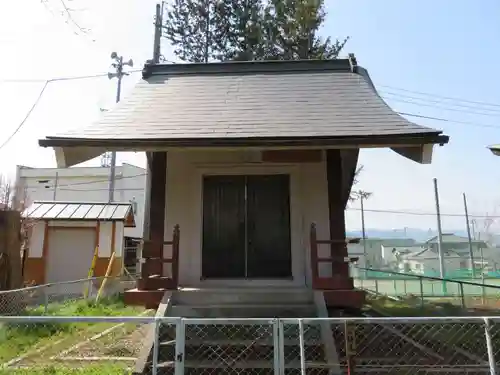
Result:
[310, 223, 319, 289]
[172, 225, 180, 287]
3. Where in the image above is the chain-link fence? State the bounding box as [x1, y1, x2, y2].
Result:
[2, 316, 500, 374]
[0, 275, 135, 316]
[354, 266, 500, 313]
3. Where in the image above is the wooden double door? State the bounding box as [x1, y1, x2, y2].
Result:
[202, 174, 292, 279]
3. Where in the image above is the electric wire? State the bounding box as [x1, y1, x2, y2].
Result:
[378, 84, 500, 109]
[0, 81, 49, 151]
[0, 70, 143, 150]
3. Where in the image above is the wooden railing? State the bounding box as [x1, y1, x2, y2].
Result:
[309, 223, 359, 290]
[140, 225, 180, 289]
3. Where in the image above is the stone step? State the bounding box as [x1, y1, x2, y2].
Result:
[170, 304, 317, 318]
[124, 288, 165, 309]
[159, 338, 322, 346]
[137, 276, 176, 290]
[158, 323, 322, 341]
[158, 341, 325, 361]
[144, 366, 329, 375]
[173, 288, 314, 306]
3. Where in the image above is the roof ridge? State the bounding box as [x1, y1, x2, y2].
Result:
[143, 58, 353, 78]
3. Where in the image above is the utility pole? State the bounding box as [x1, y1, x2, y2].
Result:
[360, 194, 367, 267]
[153, 3, 162, 63]
[433, 178, 446, 280]
[53, 172, 59, 200]
[354, 190, 371, 270]
[107, 52, 133, 202]
[463, 193, 476, 278]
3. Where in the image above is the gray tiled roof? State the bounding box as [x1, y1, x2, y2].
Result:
[40, 59, 447, 146]
[23, 201, 136, 227]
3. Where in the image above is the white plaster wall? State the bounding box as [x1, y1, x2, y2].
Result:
[29, 221, 46, 258]
[163, 150, 331, 287]
[114, 222, 124, 257]
[99, 222, 113, 257]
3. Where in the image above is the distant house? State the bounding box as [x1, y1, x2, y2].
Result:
[348, 237, 417, 268]
[396, 233, 493, 277]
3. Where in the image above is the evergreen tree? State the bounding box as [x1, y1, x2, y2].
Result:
[263, 0, 348, 60]
[163, 0, 233, 62]
[163, 0, 348, 62]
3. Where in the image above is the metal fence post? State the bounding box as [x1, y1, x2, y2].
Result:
[459, 282, 466, 309]
[174, 318, 185, 375]
[272, 319, 280, 375]
[419, 277, 424, 310]
[278, 319, 285, 375]
[345, 320, 357, 375]
[375, 279, 379, 294]
[152, 317, 160, 375]
[43, 290, 49, 315]
[298, 319, 306, 375]
[484, 318, 497, 375]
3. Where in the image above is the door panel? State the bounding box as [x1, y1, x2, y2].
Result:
[46, 229, 95, 294]
[202, 176, 246, 278]
[246, 175, 292, 278]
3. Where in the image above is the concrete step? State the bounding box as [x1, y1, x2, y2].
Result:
[173, 288, 314, 306]
[160, 338, 322, 346]
[124, 288, 165, 309]
[169, 304, 317, 318]
[146, 364, 330, 375]
[158, 342, 325, 362]
[158, 322, 322, 341]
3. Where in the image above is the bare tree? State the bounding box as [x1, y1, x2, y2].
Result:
[0, 177, 33, 290]
[349, 165, 372, 203]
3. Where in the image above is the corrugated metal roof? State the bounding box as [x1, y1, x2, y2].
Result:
[23, 201, 135, 226]
[39, 59, 448, 147]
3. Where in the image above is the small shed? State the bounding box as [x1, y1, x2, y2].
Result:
[22, 201, 135, 287]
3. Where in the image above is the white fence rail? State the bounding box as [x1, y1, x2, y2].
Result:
[1, 316, 499, 374]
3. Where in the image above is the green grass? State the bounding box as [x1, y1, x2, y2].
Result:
[0, 295, 145, 364]
[367, 294, 467, 316]
[0, 364, 131, 374]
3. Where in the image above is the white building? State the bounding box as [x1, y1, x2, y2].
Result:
[14, 163, 146, 274]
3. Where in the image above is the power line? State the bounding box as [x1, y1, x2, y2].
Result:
[0, 70, 143, 150]
[26, 172, 148, 189]
[378, 84, 500, 109]
[384, 96, 500, 118]
[21, 175, 500, 219]
[347, 207, 500, 219]
[0, 81, 49, 151]
[380, 90, 500, 114]
[26, 187, 143, 192]
[0, 70, 142, 83]
[397, 112, 500, 130]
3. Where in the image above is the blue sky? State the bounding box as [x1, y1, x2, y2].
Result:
[1, 0, 499, 232]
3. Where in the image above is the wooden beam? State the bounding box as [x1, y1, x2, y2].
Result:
[143, 152, 167, 277]
[325, 150, 349, 277]
[340, 149, 359, 208]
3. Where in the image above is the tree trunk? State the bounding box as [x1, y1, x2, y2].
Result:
[0, 210, 22, 290]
